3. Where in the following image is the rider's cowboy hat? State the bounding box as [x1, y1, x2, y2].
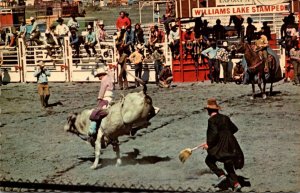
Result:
[204, 98, 221, 110]
[37, 61, 45, 67]
[57, 17, 64, 22]
[94, 67, 107, 77]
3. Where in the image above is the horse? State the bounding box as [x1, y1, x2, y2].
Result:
[236, 41, 280, 99]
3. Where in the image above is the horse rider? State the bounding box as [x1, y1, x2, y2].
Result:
[255, 33, 269, 72]
[88, 67, 114, 141]
[198, 98, 244, 192]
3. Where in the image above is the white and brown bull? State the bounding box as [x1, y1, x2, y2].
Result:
[64, 91, 159, 169]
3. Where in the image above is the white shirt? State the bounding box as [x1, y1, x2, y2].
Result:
[55, 24, 69, 36]
[169, 29, 179, 42]
[67, 18, 80, 29]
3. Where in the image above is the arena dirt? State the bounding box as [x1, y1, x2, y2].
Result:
[0, 81, 299, 192]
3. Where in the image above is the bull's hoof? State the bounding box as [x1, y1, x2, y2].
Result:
[115, 158, 122, 167]
[262, 94, 267, 100]
[91, 163, 98, 169]
[250, 96, 254, 100]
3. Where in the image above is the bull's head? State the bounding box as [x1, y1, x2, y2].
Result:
[64, 112, 78, 134]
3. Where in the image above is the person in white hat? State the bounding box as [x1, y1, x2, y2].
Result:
[95, 20, 108, 43]
[33, 61, 51, 108]
[54, 17, 69, 47]
[169, 22, 180, 59]
[198, 98, 244, 192]
[182, 23, 195, 59]
[88, 66, 114, 137]
[84, 25, 97, 57]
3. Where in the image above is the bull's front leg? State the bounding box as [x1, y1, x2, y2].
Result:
[91, 130, 104, 169]
[113, 141, 122, 167]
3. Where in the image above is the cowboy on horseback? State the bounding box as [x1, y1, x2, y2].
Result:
[255, 33, 269, 73]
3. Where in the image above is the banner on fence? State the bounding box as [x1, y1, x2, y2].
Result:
[192, 3, 289, 17]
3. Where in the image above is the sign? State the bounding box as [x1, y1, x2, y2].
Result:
[216, 0, 253, 6]
[254, 0, 288, 5]
[192, 3, 289, 17]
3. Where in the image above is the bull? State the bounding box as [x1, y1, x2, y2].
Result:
[64, 91, 159, 169]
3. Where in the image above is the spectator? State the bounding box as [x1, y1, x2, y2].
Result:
[155, 25, 165, 43]
[232, 60, 244, 84]
[84, 25, 97, 57]
[29, 26, 42, 46]
[147, 25, 158, 53]
[261, 21, 271, 40]
[129, 44, 144, 87]
[152, 44, 165, 85]
[125, 12, 132, 27]
[67, 14, 80, 30]
[69, 28, 81, 57]
[19, 21, 27, 40]
[289, 44, 300, 85]
[33, 61, 51, 109]
[245, 17, 257, 44]
[182, 24, 195, 58]
[125, 25, 135, 52]
[228, 15, 244, 38]
[44, 29, 58, 57]
[116, 11, 131, 31]
[216, 41, 230, 84]
[200, 20, 211, 40]
[280, 17, 289, 40]
[212, 19, 226, 42]
[29, 17, 38, 37]
[117, 47, 129, 90]
[194, 16, 203, 39]
[201, 40, 220, 83]
[54, 17, 69, 47]
[95, 20, 109, 45]
[159, 64, 173, 88]
[115, 26, 126, 54]
[134, 23, 145, 45]
[169, 22, 180, 58]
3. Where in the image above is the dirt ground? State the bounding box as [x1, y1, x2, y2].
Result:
[0, 80, 299, 192]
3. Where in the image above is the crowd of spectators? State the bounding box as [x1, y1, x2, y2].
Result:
[1, 2, 299, 86]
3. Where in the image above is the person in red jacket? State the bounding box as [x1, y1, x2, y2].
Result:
[116, 11, 131, 31]
[182, 24, 195, 58]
